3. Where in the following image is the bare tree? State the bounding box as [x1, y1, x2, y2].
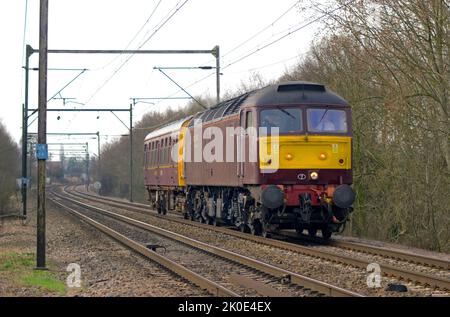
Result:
[0, 121, 20, 215]
[325, 0, 450, 172]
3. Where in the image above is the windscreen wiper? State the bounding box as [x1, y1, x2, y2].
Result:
[276, 106, 296, 119]
[317, 109, 329, 126]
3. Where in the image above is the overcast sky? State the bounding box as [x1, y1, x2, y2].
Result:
[0, 0, 329, 157]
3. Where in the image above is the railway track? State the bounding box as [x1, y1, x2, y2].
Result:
[277, 230, 450, 270]
[51, 189, 362, 297]
[64, 185, 450, 292]
[49, 197, 234, 296]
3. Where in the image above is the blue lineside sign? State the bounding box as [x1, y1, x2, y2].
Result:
[36, 144, 48, 160]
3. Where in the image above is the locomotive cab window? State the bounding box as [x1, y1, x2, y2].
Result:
[245, 111, 254, 129]
[307, 108, 347, 133]
[260, 108, 302, 134]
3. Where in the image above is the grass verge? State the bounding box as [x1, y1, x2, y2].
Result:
[0, 251, 66, 295]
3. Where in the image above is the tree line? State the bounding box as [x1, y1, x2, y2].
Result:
[0, 121, 20, 216]
[94, 1, 449, 251]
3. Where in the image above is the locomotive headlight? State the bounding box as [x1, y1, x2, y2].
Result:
[319, 153, 327, 160]
[310, 171, 319, 180]
[285, 153, 294, 161]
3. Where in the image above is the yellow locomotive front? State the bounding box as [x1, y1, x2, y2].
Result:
[251, 87, 355, 238]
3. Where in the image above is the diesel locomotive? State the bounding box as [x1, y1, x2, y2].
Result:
[143, 81, 355, 239]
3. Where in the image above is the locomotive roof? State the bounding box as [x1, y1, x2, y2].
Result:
[244, 81, 349, 107]
[189, 81, 348, 126]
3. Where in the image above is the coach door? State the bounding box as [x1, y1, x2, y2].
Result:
[155, 140, 161, 186]
[239, 109, 257, 185]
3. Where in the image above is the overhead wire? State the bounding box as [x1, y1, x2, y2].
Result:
[222, 0, 302, 59]
[159, 1, 316, 101]
[150, 0, 304, 108]
[198, 0, 306, 68]
[136, 0, 184, 49]
[222, 1, 354, 70]
[84, 0, 190, 106]
[66, 0, 190, 131]
[91, 0, 163, 71]
[161, 0, 355, 102]
[226, 54, 303, 75]
[224, 11, 321, 65]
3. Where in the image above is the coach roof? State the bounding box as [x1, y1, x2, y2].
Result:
[144, 116, 191, 141]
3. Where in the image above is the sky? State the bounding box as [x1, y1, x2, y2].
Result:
[0, 0, 331, 158]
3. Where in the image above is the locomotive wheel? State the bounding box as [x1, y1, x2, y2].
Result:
[261, 222, 270, 238]
[321, 227, 332, 240]
[250, 221, 262, 236]
[159, 199, 166, 215]
[294, 223, 304, 236]
[308, 228, 318, 237]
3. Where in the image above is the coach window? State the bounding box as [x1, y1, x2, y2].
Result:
[163, 139, 166, 164]
[149, 143, 152, 166]
[168, 138, 172, 163]
[167, 138, 170, 163]
[156, 141, 160, 165]
[162, 139, 166, 164]
[163, 138, 168, 164]
[152, 142, 156, 166]
[152, 143, 155, 166]
[167, 138, 171, 163]
[144, 145, 147, 166]
[162, 142, 165, 164]
[162, 139, 165, 164]
[150, 144, 153, 166]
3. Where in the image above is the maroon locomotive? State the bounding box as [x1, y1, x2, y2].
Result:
[144, 81, 355, 239]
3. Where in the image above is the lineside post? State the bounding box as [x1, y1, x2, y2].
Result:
[129, 101, 133, 203]
[36, 0, 48, 270]
[21, 45, 33, 219]
[212, 45, 220, 103]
